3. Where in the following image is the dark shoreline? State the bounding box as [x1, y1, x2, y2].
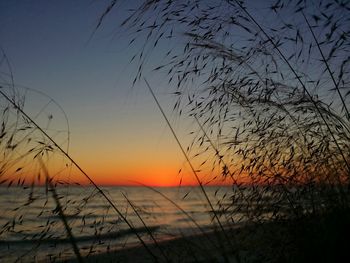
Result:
[60, 210, 350, 263]
[61, 226, 238, 263]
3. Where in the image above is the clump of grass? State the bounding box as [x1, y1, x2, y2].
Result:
[98, 0, 350, 261]
[111, 0, 350, 213]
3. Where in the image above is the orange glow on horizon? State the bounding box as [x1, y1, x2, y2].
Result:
[87, 171, 201, 187]
[61, 168, 233, 187]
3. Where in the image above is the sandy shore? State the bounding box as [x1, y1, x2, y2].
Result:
[61, 226, 241, 263]
[59, 221, 282, 263]
[57, 211, 350, 263]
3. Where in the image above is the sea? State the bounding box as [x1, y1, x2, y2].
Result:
[0, 185, 236, 262]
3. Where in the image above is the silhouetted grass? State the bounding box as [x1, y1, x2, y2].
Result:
[1, 0, 349, 262]
[96, 0, 350, 261]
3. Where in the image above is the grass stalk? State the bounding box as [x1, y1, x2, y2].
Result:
[145, 78, 239, 263]
[39, 159, 83, 263]
[230, 0, 350, 175]
[122, 192, 169, 263]
[301, 11, 350, 123]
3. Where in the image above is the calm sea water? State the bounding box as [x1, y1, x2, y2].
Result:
[0, 185, 235, 262]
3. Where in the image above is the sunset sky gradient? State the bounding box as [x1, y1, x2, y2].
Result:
[0, 0, 206, 186]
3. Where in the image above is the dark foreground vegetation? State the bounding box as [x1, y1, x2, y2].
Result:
[1, 0, 349, 262]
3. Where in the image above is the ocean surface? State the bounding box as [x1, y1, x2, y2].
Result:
[0, 185, 236, 262]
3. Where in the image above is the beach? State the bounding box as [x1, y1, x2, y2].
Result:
[61, 210, 350, 263]
[59, 221, 281, 263]
[61, 226, 240, 263]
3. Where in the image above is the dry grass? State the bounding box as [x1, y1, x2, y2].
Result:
[105, 0, 350, 218]
[1, 0, 349, 262]
[98, 0, 350, 261]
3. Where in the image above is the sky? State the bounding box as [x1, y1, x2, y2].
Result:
[2, 1, 343, 187]
[0, 0, 199, 186]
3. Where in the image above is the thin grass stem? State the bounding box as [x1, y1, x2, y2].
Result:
[145, 78, 239, 263]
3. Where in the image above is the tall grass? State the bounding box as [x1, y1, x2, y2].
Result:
[105, 0, 350, 215]
[97, 0, 350, 261]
